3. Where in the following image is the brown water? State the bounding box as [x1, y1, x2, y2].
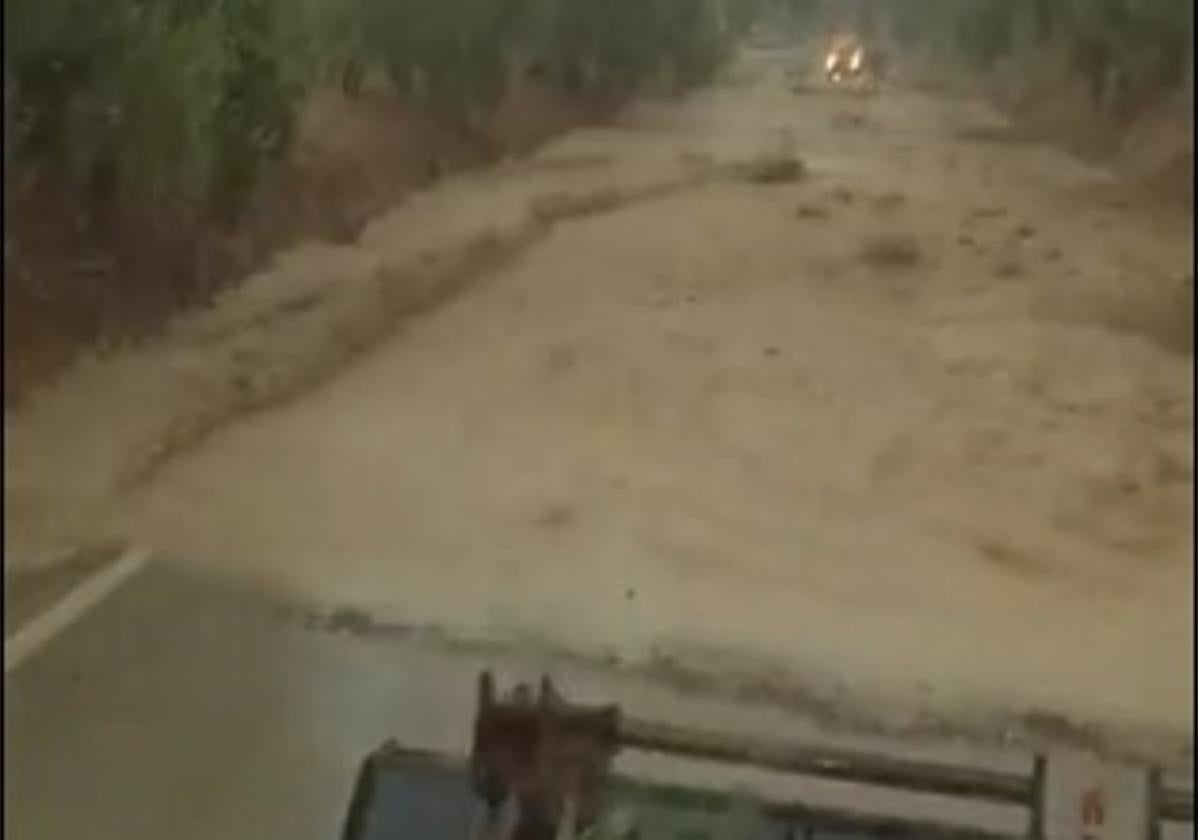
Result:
[5, 51, 1193, 761]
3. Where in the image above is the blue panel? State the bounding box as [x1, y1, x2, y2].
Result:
[351, 760, 483, 840]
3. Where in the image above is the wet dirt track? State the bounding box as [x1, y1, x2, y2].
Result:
[4, 50, 1193, 764]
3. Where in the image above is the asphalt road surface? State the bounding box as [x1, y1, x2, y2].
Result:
[6, 555, 1193, 839]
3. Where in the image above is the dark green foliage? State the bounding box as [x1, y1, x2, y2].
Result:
[5, 0, 753, 219]
[883, 0, 1192, 105]
[209, 0, 296, 218]
[5, 0, 293, 213]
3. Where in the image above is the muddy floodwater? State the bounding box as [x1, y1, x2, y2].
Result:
[5, 50, 1193, 763]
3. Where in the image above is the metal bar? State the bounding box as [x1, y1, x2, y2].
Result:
[341, 746, 383, 840]
[1147, 769, 1161, 840]
[620, 717, 1034, 806]
[1159, 786, 1195, 822]
[1028, 754, 1046, 840]
[767, 801, 1020, 839]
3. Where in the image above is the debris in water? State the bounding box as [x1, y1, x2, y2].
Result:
[995, 255, 1023, 278]
[833, 111, 869, 130]
[738, 127, 806, 184]
[965, 206, 1006, 223]
[860, 234, 921, 269]
[534, 504, 575, 528]
[326, 606, 375, 635]
[872, 191, 907, 213]
[830, 186, 855, 204]
[738, 155, 807, 185]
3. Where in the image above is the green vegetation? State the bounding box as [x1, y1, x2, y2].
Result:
[749, 0, 819, 41]
[884, 0, 1192, 113]
[7, 0, 1188, 222]
[4, 0, 748, 219]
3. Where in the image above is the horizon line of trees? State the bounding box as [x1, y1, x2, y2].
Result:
[4, 0, 755, 222]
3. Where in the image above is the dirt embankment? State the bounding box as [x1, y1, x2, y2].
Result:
[3, 78, 591, 409]
[985, 53, 1194, 210]
[3, 132, 731, 567]
[896, 42, 1193, 212]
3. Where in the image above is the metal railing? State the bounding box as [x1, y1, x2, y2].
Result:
[620, 715, 1044, 838]
[348, 673, 1196, 840]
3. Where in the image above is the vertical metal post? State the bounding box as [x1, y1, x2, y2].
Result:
[1028, 754, 1047, 840]
[341, 749, 381, 840]
[1146, 769, 1162, 840]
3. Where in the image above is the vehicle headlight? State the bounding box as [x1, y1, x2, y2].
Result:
[850, 48, 863, 72]
[825, 53, 837, 72]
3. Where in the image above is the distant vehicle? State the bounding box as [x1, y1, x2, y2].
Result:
[823, 35, 872, 87]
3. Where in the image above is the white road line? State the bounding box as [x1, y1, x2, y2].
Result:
[5, 547, 149, 675]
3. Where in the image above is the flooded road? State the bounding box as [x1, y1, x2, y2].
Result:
[5, 49, 1193, 762]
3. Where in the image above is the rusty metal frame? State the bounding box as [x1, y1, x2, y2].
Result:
[346, 673, 1195, 840]
[471, 673, 1196, 839]
[472, 673, 1045, 838]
